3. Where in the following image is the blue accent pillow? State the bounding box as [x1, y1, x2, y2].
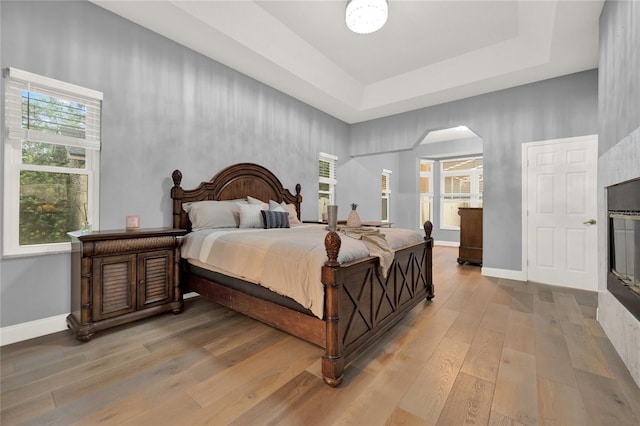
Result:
[261, 210, 290, 229]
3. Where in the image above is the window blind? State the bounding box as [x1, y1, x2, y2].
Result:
[5, 68, 102, 150]
[381, 169, 391, 193]
[319, 152, 337, 185]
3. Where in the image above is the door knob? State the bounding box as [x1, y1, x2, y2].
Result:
[583, 219, 596, 225]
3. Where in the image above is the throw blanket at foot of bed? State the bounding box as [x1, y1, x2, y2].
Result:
[338, 226, 394, 278]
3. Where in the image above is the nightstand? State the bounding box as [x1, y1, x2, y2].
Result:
[66, 227, 187, 341]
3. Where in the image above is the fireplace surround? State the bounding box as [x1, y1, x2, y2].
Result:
[607, 177, 640, 321]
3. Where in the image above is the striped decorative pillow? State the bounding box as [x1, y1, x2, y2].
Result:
[261, 210, 290, 229]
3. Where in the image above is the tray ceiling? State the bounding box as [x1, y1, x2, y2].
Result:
[91, 0, 603, 123]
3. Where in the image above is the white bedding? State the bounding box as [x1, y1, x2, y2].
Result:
[181, 224, 424, 318]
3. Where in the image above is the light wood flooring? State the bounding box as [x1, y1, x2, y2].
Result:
[1, 247, 639, 425]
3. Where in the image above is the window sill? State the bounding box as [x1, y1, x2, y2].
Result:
[2, 243, 72, 259]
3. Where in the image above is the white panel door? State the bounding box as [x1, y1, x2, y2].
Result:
[525, 135, 598, 290]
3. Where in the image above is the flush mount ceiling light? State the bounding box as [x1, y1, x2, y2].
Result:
[345, 0, 388, 34]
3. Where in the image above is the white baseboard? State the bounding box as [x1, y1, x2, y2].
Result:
[434, 240, 459, 247]
[0, 292, 202, 347]
[482, 267, 526, 281]
[0, 313, 68, 346]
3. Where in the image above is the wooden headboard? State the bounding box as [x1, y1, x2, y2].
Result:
[171, 163, 303, 231]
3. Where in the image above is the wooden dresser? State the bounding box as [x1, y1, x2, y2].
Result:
[67, 228, 186, 341]
[457, 207, 483, 265]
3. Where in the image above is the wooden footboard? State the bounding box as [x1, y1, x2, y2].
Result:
[321, 221, 434, 386]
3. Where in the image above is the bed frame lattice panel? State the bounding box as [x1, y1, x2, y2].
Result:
[339, 245, 431, 356]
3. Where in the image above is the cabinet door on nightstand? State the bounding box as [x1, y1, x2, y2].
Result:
[93, 254, 137, 320]
[137, 249, 174, 309]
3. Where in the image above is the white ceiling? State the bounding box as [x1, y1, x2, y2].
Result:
[90, 0, 604, 124]
[421, 125, 479, 144]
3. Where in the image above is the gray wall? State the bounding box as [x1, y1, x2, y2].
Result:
[337, 151, 401, 224]
[0, 0, 600, 328]
[598, 0, 640, 289]
[347, 70, 598, 271]
[0, 1, 348, 327]
[599, 0, 639, 153]
[596, 0, 640, 387]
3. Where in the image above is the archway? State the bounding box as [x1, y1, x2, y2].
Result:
[413, 125, 483, 245]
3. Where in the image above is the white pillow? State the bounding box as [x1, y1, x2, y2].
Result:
[183, 200, 242, 230]
[238, 203, 264, 228]
[269, 200, 286, 212]
[269, 200, 301, 225]
[284, 203, 302, 225]
[247, 195, 269, 211]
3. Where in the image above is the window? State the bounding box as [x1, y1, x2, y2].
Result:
[440, 156, 483, 229]
[318, 152, 337, 221]
[419, 160, 433, 227]
[4, 68, 102, 256]
[381, 169, 392, 223]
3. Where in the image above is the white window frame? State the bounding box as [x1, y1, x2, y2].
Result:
[419, 160, 434, 228]
[3, 68, 102, 257]
[319, 152, 337, 221]
[440, 156, 483, 230]
[381, 169, 392, 223]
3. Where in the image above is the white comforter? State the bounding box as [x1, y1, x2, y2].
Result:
[181, 224, 424, 318]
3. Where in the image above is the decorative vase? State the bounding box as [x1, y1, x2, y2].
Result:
[346, 203, 361, 227]
[327, 205, 338, 231]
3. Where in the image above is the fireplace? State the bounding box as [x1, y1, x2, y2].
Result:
[607, 177, 640, 321]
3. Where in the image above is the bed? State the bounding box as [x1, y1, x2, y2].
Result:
[171, 163, 434, 386]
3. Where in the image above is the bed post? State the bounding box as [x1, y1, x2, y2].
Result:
[171, 170, 184, 229]
[424, 220, 435, 300]
[322, 230, 344, 387]
[294, 184, 302, 220]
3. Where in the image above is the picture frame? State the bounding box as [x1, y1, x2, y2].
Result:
[125, 215, 140, 231]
